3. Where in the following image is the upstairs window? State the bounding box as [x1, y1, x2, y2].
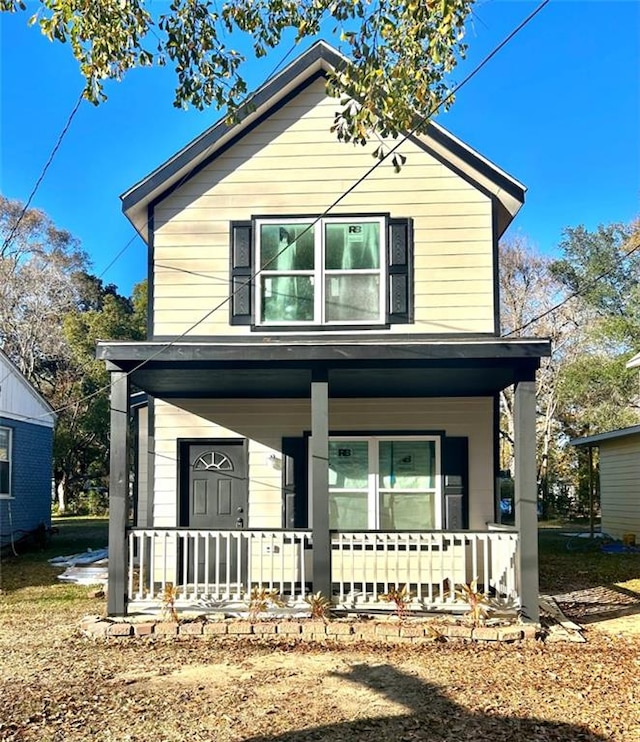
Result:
[229, 216, 413, 328]
[256, 217, 384, 326]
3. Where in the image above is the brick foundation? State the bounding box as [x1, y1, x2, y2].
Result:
[79, 615, 535, 644]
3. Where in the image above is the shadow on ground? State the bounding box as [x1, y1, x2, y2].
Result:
[246, 662, 606, 741]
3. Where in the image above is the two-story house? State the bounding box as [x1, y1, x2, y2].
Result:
[99, 42, 550, 621]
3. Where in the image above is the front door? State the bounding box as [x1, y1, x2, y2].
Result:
[185, 440, 248, 586]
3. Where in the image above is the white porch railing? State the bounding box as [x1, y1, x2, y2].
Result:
[127, 528, 518, 611]
[128, 528, 312, 606]
[331, 530, 518, 609]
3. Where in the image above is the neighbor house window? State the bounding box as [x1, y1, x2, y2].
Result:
[328, 437, 440, 530]
[0, 427, 11, 498]
[256, 217, 385, 325]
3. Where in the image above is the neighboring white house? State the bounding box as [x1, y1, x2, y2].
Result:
[0, 348, 56, 549]
[98, 41, 550, 621]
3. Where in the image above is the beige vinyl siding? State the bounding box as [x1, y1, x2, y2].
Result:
[152, 77, 494, 337]
[152, 397, 495, 532]
[135, 406, 149, 528]
[598, 437, 640, 540]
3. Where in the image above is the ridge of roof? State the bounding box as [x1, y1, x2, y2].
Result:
[121, 40, 526, 242]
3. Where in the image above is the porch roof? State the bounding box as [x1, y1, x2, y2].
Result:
[97, 335, 550, 399]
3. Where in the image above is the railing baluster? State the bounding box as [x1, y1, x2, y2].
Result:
[214, 532, 220, 599]
[299, 534, 306, 600]
[225, 533, 231, 600]
[204, 533, 210, 597]
[236, 532, 242, 600]
[194, 532, 200, 600]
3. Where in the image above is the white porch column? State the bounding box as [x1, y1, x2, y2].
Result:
[107, 368, 130, 616]
[311, 374, 331, 600]
[514, 379, 539, 623]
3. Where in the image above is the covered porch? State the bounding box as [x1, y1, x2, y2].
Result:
[98, 335, 549, 620]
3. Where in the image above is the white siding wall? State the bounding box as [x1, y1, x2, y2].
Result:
[599, 437, 640, 540]
[152, 77, 494, 337]
[152, 397, 495, 531]
[0, 353, 54, 428]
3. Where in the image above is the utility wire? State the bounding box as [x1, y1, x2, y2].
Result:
[93, 39, 301, 281]
[17, 0, 551, 424]
[504, 235, 640, 336]
[1, 92, 84, 256]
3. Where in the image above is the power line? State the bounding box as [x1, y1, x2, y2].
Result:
[1, 92, 84, 256]
[18, 0, 551, 424]
[93, 40, 302, 283]
[505, 234, 640, 336]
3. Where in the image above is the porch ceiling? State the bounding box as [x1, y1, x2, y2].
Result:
[97, 335, 550, 399]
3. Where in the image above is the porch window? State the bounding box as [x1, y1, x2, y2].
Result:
[328, 437, 440, 530]
[256, 217, 384, 325]
[0, 427, 11, 498]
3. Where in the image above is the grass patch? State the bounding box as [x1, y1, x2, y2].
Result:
[0, 517, 108, 612]
[539, 527, 640, 595]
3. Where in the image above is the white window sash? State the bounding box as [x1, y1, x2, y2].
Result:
[322, 435, 442, 531]
[255, 216, 386, 326]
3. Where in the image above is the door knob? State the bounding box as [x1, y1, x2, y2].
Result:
[236, 517, 244, 528]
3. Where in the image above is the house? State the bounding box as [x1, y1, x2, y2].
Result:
[570, 353, 640, 541]
[0, 348, 56, 549]
[98, 41, 550, 621]
[571, 426, 640, 541]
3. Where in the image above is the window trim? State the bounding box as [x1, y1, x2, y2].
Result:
[0, 426, 12, 499]
[319, 434, 442, 531]
[254, 215, 387, 327]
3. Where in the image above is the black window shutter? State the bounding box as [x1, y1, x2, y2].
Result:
[441, 437, 469, 530]
[229, 221, 253, 325]
[282, 437, 309, 528]
[387, 217, 414, 324]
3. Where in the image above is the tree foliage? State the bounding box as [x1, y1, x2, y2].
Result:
[500, 221, 640, 519]
[0, 196, 146, 513]
[1, 0, 473, 147]
[52, 275, 146, 513]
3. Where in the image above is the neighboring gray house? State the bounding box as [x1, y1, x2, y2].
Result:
[0, 348, 56, 548]
[571, 426, 640, 542]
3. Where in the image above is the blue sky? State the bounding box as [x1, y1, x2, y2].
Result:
[1, 1, 638, 296]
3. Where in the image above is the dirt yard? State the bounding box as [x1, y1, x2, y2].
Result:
[1, 521, 640, 741]
[1, 595, 639, 741]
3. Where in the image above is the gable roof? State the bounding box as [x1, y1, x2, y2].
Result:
[122, 40, 526, 243]
[570, 425, 640, 448]
[0, 347, 57, 426]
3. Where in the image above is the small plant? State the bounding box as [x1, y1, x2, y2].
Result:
[381, 584, 412, 620]
[456, 578, 490, 627]
[304, 591, 331, 622]
[247, 586, 285, 622]
[161, 582, 179, 622]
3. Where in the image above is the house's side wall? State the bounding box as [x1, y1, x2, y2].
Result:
[599, 437, 640, 540]
[0, 417, 52, 547]
[153, 397, 494, 531]
[152, 77, 495, 338]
